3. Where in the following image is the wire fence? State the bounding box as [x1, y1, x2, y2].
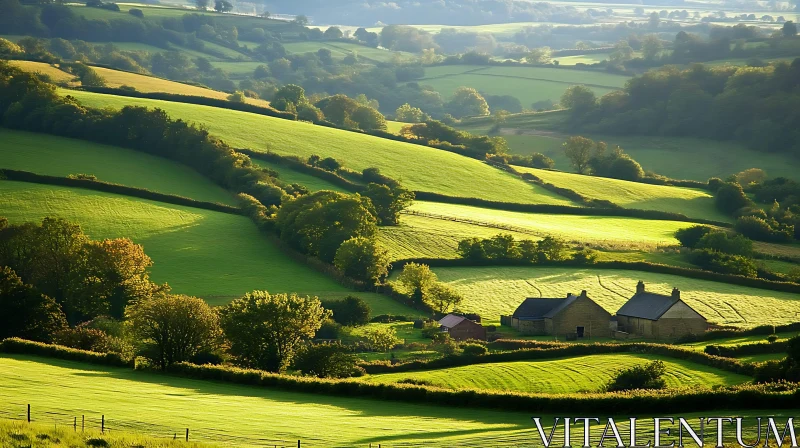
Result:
[0, 401, 541, 447]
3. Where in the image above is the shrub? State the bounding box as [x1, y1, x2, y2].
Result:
[128, 8, 143, 17]
[716, 182, 752, 214]
[768, 334, 779, 343]
[0, 338, 131, 367]
[292, 343, 364, 378]
[675, 225, 714, 248]
[323, 296, 371, 326]
[315, 319, 342, 340]
[604, 360, 667, 392]
[461, 343, 488, 356]
[53, 327, 111, 352]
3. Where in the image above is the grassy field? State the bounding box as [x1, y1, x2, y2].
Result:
[680, 332, 798, 352]
[0, 181, 413, 315]
[420, 65, 627, 107]
[363, 353, 750, 393]
[406, 201, 693, 250]
[91, 67, 271, 107]
[0, 419, 215, 448]
[430, 266, 800, 325]
[7, 60, 75, 83]
[0, 354, 781, 447]
[464, 111, 800, 181]
[555, 52, 611, 65]
[283, 41, 408, 62]
[512, 166, 729, 222]
[0, 129, 235, 205]
[64, 89, 578, 205]
[253, 160, 349, 192]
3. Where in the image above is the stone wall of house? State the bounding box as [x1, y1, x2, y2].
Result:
[549, 294, 613, 339]
[514, 318, 546, 335]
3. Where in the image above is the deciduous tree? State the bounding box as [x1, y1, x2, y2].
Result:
[333, 237, 391, 284]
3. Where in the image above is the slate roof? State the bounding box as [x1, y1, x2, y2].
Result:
[439, 314, 467, 328]
[616, 292, 680, 320]
[512, 295, 578, 320]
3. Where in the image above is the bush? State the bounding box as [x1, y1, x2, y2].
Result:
[461, 343, 488, 356]
[292, 343, 364, 378]
[716, 182, 752, 214]
[675, 225, 714, 248]
[604, 360, 667, 392]
[128, 8, 143, 17]
[315, 319, 342, 340]
[323, 296, 371, 326]
[0, 338, 131, 367]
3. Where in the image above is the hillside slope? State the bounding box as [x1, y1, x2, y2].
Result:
[0, 129, 235, 205]
[0, 181, 413, 314]
[63, 90, 577, 206]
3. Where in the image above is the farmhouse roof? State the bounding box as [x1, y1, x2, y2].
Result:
[616, 281, 683, 320]
[512, 293, 581, 320]
[439, 314, 467, 328]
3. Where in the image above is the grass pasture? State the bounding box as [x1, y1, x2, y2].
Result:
[431, 266, 800, 325]
[512, 166, 729, 222]
[363, 353, 750, 393]
[253, 160, 349, 192]
[420, 65, 627, 106]
[0, 181, 413, 315]
[90, 67, 271, 107]
[64, 89, 578, 205]
[468, 111, 800, 181]
[7, 60, 75, 83]
[283, 41, 407, 62]
[0, 355, 781, 447]
[407, 201, 693, 250]
[0, 129, 235, 205]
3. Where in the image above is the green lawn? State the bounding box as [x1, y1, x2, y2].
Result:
[64, 89, 576, 205]
[0, 354, 780, 447]
[420, 65, 627, 107]
[513, 166, 729, 222]
[362, 353, 750, 393]
[406, 201, 694, 251]
[0, 181, 413, 315]
[429, 266, 800, 326]
[0, 129, 235, 205]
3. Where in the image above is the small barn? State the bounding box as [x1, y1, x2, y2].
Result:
[508, 290, 613, 338]
[438, 314, 487, 341]
[616, 281, 707, 339]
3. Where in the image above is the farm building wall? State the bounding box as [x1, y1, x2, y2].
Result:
[448, 320, 487, 341]
[618, 302, 706, 340]
[548, 295, 613, 339]
[513, 319, 547, 335]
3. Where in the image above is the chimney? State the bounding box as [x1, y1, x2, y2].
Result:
[636, 281, 645, 294]
[580, 290, 587, 297]
[672, 287, 680, 299]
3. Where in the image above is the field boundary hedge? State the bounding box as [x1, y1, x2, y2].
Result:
[360, 341, 757, 376]
[678, 322, 800, 343]
[0, 338, 132, 367]
[0, 169, 242, 215]
[388, 258, 800, 295]
[3, 338, 798, 414]
[237, 149, 365, 193]
[706, 341, 789, 358]
[74, 86, 297, 120]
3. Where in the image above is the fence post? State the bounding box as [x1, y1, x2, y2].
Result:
[298, 440, 301, 448]
[101, 415, 104, 433]
[74, 417, 76, 431]
[27, 404, 30, 423]
[185, 428, 189, 442]
[82, 415, 85, 432]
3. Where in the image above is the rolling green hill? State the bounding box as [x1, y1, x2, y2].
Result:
[406, 201, 693, 250]
[363, 353, 750, 393]
[512, 166, 729, 222]
[463, 111, 800, 181]
[0, 129, 235, 205]
[420, 65, 628, 107]
[431, 266, 800, 326]
[63, 89, 577, 205]
[0, 354, 542, 447]
[0, 181, 413, 315]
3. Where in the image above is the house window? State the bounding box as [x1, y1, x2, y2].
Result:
[576, 326, 585, 338]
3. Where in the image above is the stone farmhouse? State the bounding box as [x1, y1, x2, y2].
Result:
[438, 314, 487, 341]
[503, 282, 708, 340]
[615, 281, 707, 339]
[504, 290, 613, 339]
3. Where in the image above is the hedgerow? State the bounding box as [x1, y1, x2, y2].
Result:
[0, 338, 132, 367]
[360, 341, 756, 376]
[1, 169, 241, 215]
[677, 322, 800, 343]
[705, 341, 788, 358]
